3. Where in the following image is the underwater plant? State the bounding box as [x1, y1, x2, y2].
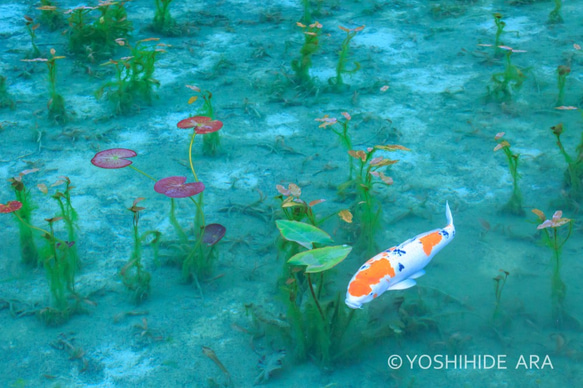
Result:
[1, 200, 81, 325]
[492, 13, 505, 57]
[186, 85, 221, 156]
[275, 219, 353, 365]
[348, 144, 409, 258]
[23, 15, 41, 59]
[66, 2, 133, 61]
[151, 0, 179, 36]
[556, 65, 570, 107]
[38, 177, 80, 273]
[486, 46, 526, 103]
[7, 169, 40, 266]
[548, 0, 563, 24]
[315, 112, 354, 181]
[0, 75, 15, 109]
[291, 21, 322, 91]
[120, 198, 156, 304]
[532, 209, 573, 328]
[37, 0, 66, 32]
[275, 183, 325, 226]
[494, 132, 524, 216]
[549, 122, 583, 205]
[96, 38, 166, 115]
[22, 48, 68, 124]
[328, 25, 364, 92]
[492, 269, 510, 327]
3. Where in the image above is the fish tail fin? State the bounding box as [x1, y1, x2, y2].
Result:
[445, 201, 453, 227]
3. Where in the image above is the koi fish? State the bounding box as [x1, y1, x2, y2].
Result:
[345, 202, 455, 309]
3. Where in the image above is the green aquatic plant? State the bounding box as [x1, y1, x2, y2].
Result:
[348, 144, 410, 258]
[7, 170, 40, 266]
[2, 201, 81, 325]
[151, 0, 179, 36]
[120, 198, 156, 304]
[550, 122, 583, 205]
[186, 85, 221, 156]
[486, 47, 526, 103]
[0, 75, 15, 109]
[66, 1, 133, 61]
[38, 177, 80, 273]
[548, 0, 563, 24]
[275, 219, 353, 365]
[492, 269, 510, 327]
[532, 209, 573, 328]
[291, 20, 322, 91]
[275, 183, 325, 226]
[22, 49, 68, 124]
[328, 25, 364, 92]
[556, 65, 570, 107]
[37, 0, 66, 32]
[492, 13, 505, 57]
[96, 38, 166, 115]
[23, 15, 41, 59]
[494, 132, 524, 216]
[315, 112, 354, 182]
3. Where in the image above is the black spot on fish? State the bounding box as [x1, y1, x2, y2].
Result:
[398, 263, 405, 272]
[394, 248, 406, 256]
[441, 230, 449, 238]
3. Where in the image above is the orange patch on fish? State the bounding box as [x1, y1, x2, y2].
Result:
[419, 231, 442, 256]
[348, 258, 396, 297]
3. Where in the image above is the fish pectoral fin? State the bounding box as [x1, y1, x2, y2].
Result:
[388, 279, 417, 290]
[409, 270, 426, 279]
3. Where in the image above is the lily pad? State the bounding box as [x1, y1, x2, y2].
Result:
[176, 116, 223, 134]
[154, 176, 205, 198]
[0, 201, 23, 214]
[276, 220, 333, 249]
[91, 148, 137, 169]
[287, 245, 352, 273]
[202, 223, 226, 246]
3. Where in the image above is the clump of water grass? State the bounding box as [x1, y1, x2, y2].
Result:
[486, 46, 527, 103]
[548, 0, 563, 24]
[328, 25, 364, 92]
[22, 48, 68, 124]
[492, 269, 510, 328]
[494, 132, 524, 216]
[549, 122, 583, 205]
[532, 209, 575, 329]
[556, 65, 570, 107]
[37, 0, 66, 32]
[315, 112, 354, 182]
[291, 20, 322, 92]
[23, 15, 41, 59]
[151, 0, 180, 36]
[0, 75, 15, 110]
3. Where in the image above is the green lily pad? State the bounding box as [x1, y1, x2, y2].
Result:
[276, 220, 334, 249]
[287, 245, 352, 273]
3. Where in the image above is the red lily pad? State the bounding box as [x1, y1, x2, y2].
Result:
[154, 176, 205, 198]
[176, 116, 223, 134]
[0, 201, 22, 214]
[202, 223, 226, 246]
[91, 148, 137, 169]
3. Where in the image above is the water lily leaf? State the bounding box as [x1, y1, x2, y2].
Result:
[276, 220, 333, 249]
[288, 245, 352, 273]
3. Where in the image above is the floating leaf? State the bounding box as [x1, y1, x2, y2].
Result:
[154, 176, 205, 198]
[91, 148, 137, 169]
[202, 223, 226, 246]
[176, 116, 223, 134]
[276, 220, 333, 249]
[0, 201, 23, 214]
[288, 245, 352, 273]
[374, 144, 410, 152]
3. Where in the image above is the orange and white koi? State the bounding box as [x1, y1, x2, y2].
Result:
[345, 202, 455, 309]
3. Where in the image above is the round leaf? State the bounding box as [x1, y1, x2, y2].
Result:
[276, 220, 333, 249]
[91, 148, 137, 169]
[202, 223, 226, 246]
[287, 245, 352, 273]
[154, 176, 205, 198]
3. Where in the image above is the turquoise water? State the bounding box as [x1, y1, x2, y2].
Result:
[1, 0, 582, 386]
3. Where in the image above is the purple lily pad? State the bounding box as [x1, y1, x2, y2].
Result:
[91, 148, 137, 169]
[0, 201, 22, 214]
[202, 223, 226, 246]
[154, 176, 205, 198]
[176, 116, 223, 134]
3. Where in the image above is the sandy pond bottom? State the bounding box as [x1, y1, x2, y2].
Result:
[1, 0, 583, 387]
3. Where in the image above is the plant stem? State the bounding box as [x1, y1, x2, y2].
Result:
[306, 273, 325, 321]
